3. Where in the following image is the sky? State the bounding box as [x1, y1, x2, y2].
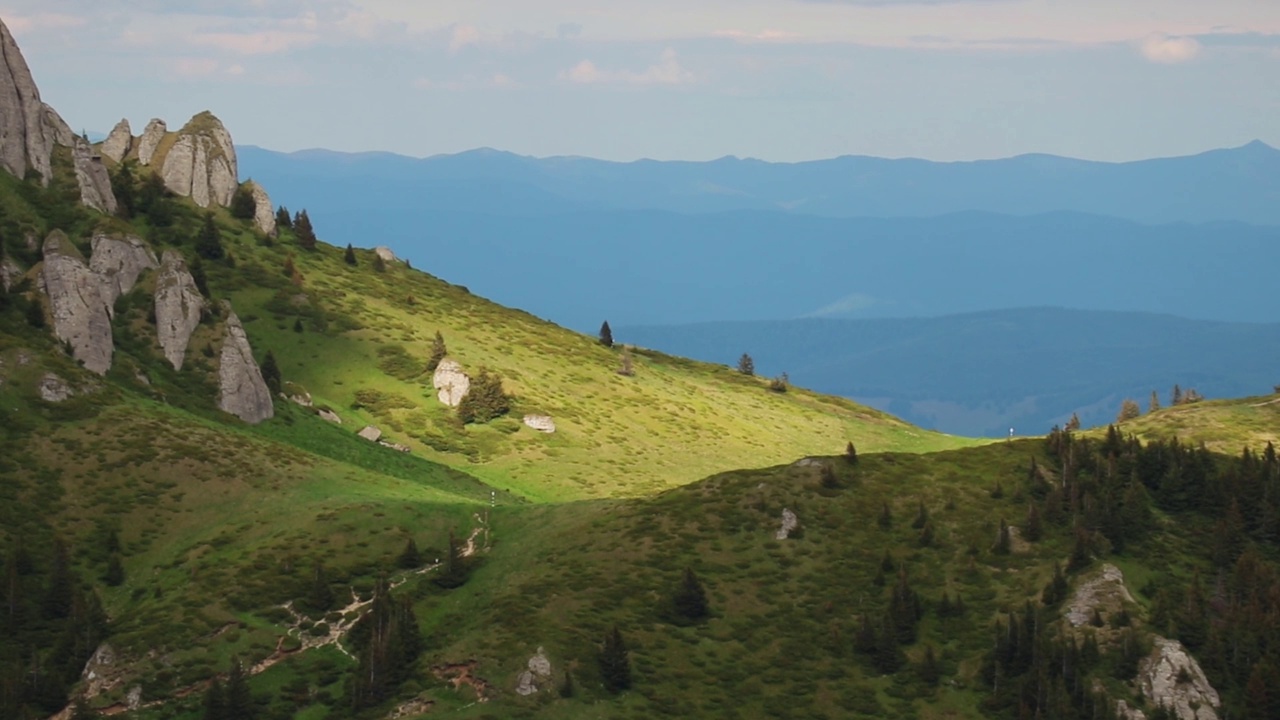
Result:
[3, 0, 1279, 162]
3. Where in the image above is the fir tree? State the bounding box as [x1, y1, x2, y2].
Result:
[343, 244, 357, 266]
[103, 554, 124, 587]
[194, 213, 225, 260]
[457, 369, 510, 424]
[202, 677, 227, 720]
[1065, 413, 1081, 431]
[110, 160, 136, 220]
[737, 353, 754, 376]
[1116, 398, 1141, 422]
[225, 658, 254, 720]
[44, 539, 73, 620]
[599, 321, 614, 348]
[559, 669, 575, 698]
[293, 318, 303, 333]
[671, 568, 709, 623]
[294, 210, 317, 251]
[1171, 384, 1183, 406]
[878, 502, 892, 530]
[259, 351, 281, 395]
[820, 462, 841, 490]
[372, 254, 387, 273]
[426, 331, 447, 372]
[912, 500, 929, 530]
[993, 519, 1011, 555]
[845, 441, 859, 465]
[434, 532, 469, 589]
[919, 644, 941, 686]
[397, 538, 420, 569]
[26, 296, 45, 328]
[307, 562, 334, 614]
[598, 626, 631, 693]
[275, 206, 292, 230]
[1149, 390, 1161, 413]
[918, 521, 935, 548]
[230, 184, 257, 220]
[768, 373, 789, 393]
[1024, 503, 1043, 542]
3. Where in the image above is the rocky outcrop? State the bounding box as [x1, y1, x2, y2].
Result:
[100, 119, 132, 163]
[318, 409, 341, 424]
[515, 647, 553, 696]
[159, 112, 237, 208]
[433, 359, 471, 407]
[523, 415, 556, 433]
[358, 425, 382, 442]
[216, 306, 274, 424]
[41, 231, 114, 374]
[0, 255, 20, 291]
[1065, 564, 1135, 628]
[374, 246, 398, 263]
[775, 508, 799, 540]
[38, 373, 72, 402]
[135, 119, 166, 166]
[71, 138, 117, 213]
[0, 18, 54, 183]
[153, 251, 204, 370]
[248, 180, 277, 236]
[1134, 637, 1220, 720]
[89, 233, 156, 311]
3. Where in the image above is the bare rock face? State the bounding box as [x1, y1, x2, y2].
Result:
[41, 231, 114, 374]
[153, 251, 204, 370]
[217, 306, 274, 424]
[159, 112, 238, 208]
[1065, 564, 1135, 628]
[89, 233, 156, 312]
[775, 508, 799, 540]
[100, 119, 132, 163]
[71, 138, 117, 213]
[523, 414, 556, 433]
[0, 255, 20, 291]
[39, 373, 73, 402]
[1136, 637, 1220, 720]
[135, 119, 166, 166]
[516, 647, 553, 696]
[374, 246, 397, 263]
[0, 19, 53, 183]
[433, 359, 471, 407]
[248, 180, 277, 236]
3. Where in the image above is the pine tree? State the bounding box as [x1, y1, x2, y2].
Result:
[768, 373, 789, 393]
[1149, 390, 1161, 413]
[397, 538, 420, 569]
[194, 213, 225, 260]
[230, 184, 257, 220]
[1065, 413, 1081, 431]
[993, 519, 1011, 555]
[225, 658, 254, 720]
[1171, 384, 1183, 406]
[103, 553, 124, 587]
[434, 532, 469, 589]
[672, 568, 709, 623]
[307, 562, 334, 614]
[1024, 503, 1043, 542]
[259, 351, 281, 395]
[110, 160, 136, 220]
[912, 500, 929, 529]
[373, 254, 387, 273]
[276, 206, 292, 230]
[845, 441, 859, 465]
[44, 539, 73, 620]
[820, 462, 840, 490]
[1067, 527, 1091, 572]
[202, 677, 227, 720]
[1117, 398, 1141, 422]
[598, 626, 631, 693]
[737, 353, 754, 376]
[457, 369, 510, 424]
[918, 521, 935, 547]
[343, 244, 357, 266]
[599, 321, 613, 348]
[919, 644, 941, 686]
[294, 210, 317, 251]
[426, 331, 447, 372]
[559, 669, 575, 698]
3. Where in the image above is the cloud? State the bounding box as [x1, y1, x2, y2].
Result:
[4, 13, 88, 33]
[1139, 33, 1202, 63]
[557, 22, 583, 39]
[713, 29, 803, 43]
[190, 30, 319, 55]
[561, 48, 694, 85]
[449, 24, 481, 52]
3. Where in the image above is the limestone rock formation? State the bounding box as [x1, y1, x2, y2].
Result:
[1134, 637, 1220, 720]
[248, 180, 277, 236]
[523, 414, 556, 433]
[0, 18, 54, 183]
[159, 112, 238, 208]
[153, 251, 204, 371]
[358, 425, 382, 442]
[100, 119, 132, 163]
[41, 231, 114, 374]
[71, 138, 117, 213]
[433, 359, 471, 407]
[38, 373, 72, 402]
[1065, 564, 1135, 627]
[135, 119, 166, 166]
[374, 246, 398, 263]
[516, 647, 553, 696]
[216, 306, 274, 424]
[89, 233, 156, 312]
[0, 255, 20, 291]
[775, 508, 799, 540]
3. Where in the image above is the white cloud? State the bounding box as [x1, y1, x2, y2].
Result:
[561, 48, 694, 86]
[449, 24, 481, 52]
[190, 30, 319, 55]
[1139, 33, 1202, 63]
[5, 13, 88, 33]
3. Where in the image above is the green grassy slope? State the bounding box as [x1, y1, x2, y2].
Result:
[1104, 393, 1280, 453]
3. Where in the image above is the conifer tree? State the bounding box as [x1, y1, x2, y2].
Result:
[1149, 390, 1161, 414]
[276, 206, 292, 230]
[225, 658, 254, 720]
[671, 568, 709, 623]
[1171, 384, 1183, 406]
[44, 539, 73, 620]
[307, 562, 334, 614]
[598, 626, 631, 693]
[373, 254, 387, 273]
[26, 296, 45, 328]
[1117, 398, 1141, 422]
[845, 441, 858, 465]
[294, 210, 317, 251]
[202, 677, 227, 720]
[194, 213, 224, 260]
[103, 554, 124, 587]
[110, 161, 136, 220]
[737, 353, 754, 376]
[259, 351, 281, 395]
[1065, 413, 1081, 431]
[912, 500, 929, 529]
[918, 521, 935, 547]
[919, 644, 941, 686]
[343, 244, 357, 266]
[820, 462, 840, 490]
[230, 184, 256, 220]
[598, 321, 613, 348]
[426, 331, 447, 372]
[994, 519, 1011, 555]
[457, 370, 510, 424]
[878, 502, 892, 530]
[1024, 503, 1043, 542]
[397, 538, 420, 569]
[559, 669, 575, 698]
[434, 532, 469, 589]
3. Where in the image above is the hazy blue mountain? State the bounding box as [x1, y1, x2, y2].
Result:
[617, 308, 1280, 437]
[240, 140, 1280, 224]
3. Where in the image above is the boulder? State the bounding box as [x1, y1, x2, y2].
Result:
[1065, 564, 1135, 628]
[153, 251, 204, 370]
[135, 119, 166, 166]
[318, 409, 342, 424]
[71, 138, 117, 214]
[248, 180, 277, 236]
[432, 358, 471, 407]
[41, 231, 114, 374]
[0, 256, 20, 292]
[89, 233, 156, 312]
[374, 246, 397, 263]
[38, 373, 73, 402]
[775, 508, 799, 540]
[523, 415, 556, 433]
[358, 425, 382, 442]
[1136, 637, 1220, 720]
[100, 119, 132, 163]
[216, 306, 274, 424]
[516, 647, 552, 696]
[159, 112, 238, 208]
[0, 19, 54, 183]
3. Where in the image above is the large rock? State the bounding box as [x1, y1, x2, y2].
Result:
[217, 305, 274, 424]
[0, 19, 53, 183]
[516, 647, 552, 696]
[153, 251, 204, 370]
[775, 508, 799, 540]
[41, 231, 113, 374]
[38, 373, 73, 402]
[1135, 637, 1221, 720]
[0, 255, 20, 291]
[523, 414, 556, 433]
[135, 119, 166, 166]
[100, 119, 132, 163]
[1065, 564, 1135, 628]
[248, 180, 277, 236]
[159, 112, 238, 208]
[432, 358, 471, 407]
[89, 233, 155, 311]
[71, 138, 117, 213]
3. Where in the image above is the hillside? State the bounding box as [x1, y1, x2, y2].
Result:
[1106, 392, 1280, 454]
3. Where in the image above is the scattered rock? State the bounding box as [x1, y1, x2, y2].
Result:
[41, 231, 114, 374]
[318, 409, 342, 424]
[153, 251, 204, 370]
[71, 137, 117, 214]
[378, 440, 411, 453]
[0, 255, 20, 292]
[1135, 637, 1220, 720]
[100, 118, 132, 163]
[515, 647, 553, 695]
[358, 425, 383, 442]
[159, 112, 238, 208]
[134, 371, 150, 386]
[89, 233, 156, 311]
[216, 306, 274, 424]
[1116, 700, 1147, 720]
[38, 373, 73, 402]
[374, 246, 398, 263]
[288, 392, 313, 407]
[247, 180, 277, 237]
[135, 119, 166, 166]
[387, 697, 435, 719]
[432, 359, 471, 407]
[1065, 564, 1134, 628]
[126, 685, 142, 711]
[775, 508, 799, 540]
[523, 414, 556, 433]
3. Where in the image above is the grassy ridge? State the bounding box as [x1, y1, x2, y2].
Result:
[1106, 393, 1280, 453]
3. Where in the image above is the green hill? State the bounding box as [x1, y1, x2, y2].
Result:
[1106, 392, 1280, 454]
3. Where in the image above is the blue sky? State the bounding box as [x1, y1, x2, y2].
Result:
[4, 0, 1279, 161]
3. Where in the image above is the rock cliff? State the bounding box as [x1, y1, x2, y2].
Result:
[100, 119, 132, 163]
[158, 112, 238, 208]
[88, 233, 156, 312]
[153, 251, 203, 370]
[248, 180, 277, 236]
[71, 138, 117, 213]
[40, 231, 114, 374]
[135, 119, 166, 166]
[0, 255, 20, 291]
[217, 305, 274, 424]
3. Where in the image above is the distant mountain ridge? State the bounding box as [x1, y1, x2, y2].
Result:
[240, 139, 1280, 225]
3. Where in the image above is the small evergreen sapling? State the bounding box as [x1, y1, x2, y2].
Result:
[599, 320, 613, 348]
[737, 353, 754, 376]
